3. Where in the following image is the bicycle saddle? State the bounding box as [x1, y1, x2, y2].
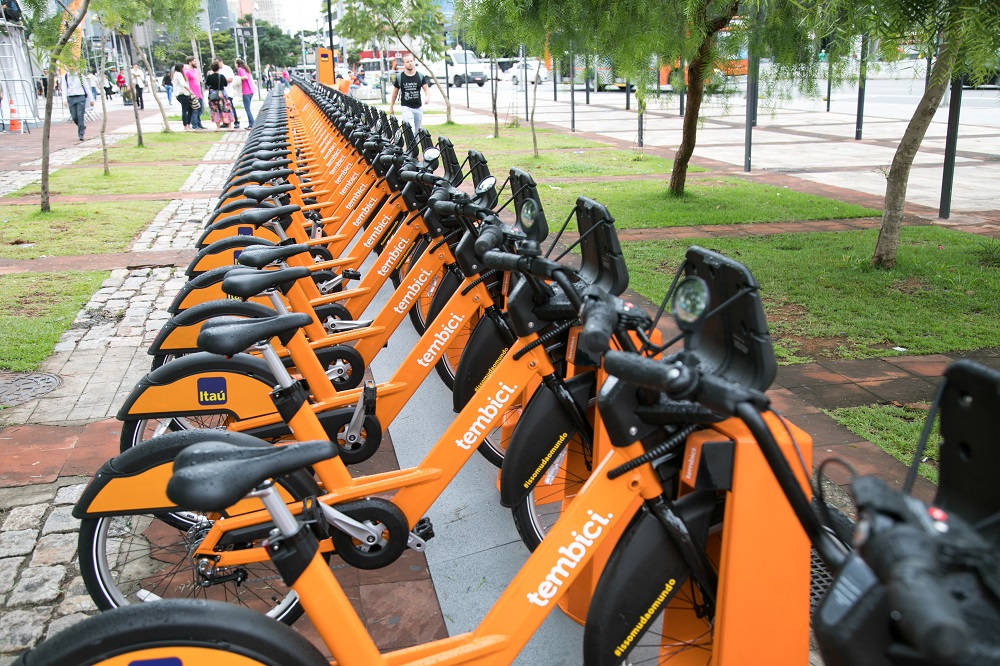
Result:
[243, 184, 296, 203]
[251, 158, 293, 171]
[198, 313, 314, 356]
[238, 204, 300, 229]
[226, 169, 293, 190]
[222, 265, 311, 299]
[208, 198, 271, 225]
[237, 243, 311, 268]
[251, 149, 291, 161]
[168, 440, 337, 513]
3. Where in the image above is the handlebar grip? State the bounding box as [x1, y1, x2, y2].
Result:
[864, 525, 970, 661]
[482, 250, 525, 273]
[474, 224, 505, 255]
[431, 200, 462, 215]
[604, 351, 677, 390]
[579, 297, 617, 355]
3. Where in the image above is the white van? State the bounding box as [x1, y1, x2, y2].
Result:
[425, 49, 487, 87]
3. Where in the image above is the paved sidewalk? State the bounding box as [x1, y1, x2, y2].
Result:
[0, 83, 996, 662]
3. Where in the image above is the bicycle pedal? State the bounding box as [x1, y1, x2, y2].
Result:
[302, 496, 330, 539]
[362, 380, 377, 415]
[414, 516, 435, 541]
[342, 268, 362, 281]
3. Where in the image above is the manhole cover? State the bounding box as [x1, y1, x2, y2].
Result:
[0, 372, 60, 407]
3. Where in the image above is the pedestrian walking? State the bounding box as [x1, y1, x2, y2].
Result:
[388, 53, 430, 133]
[161, 71, 173, 105]
[172, 64, 193, 129]
[205, 61, 235, 131]
[216, 58, 239, 128]
[86, 69, 99, 99]
[235, 58, 255, 129]
[183, 56, 205, 130]
[131, 63, 145, 110]
[61, 69, 95, 142]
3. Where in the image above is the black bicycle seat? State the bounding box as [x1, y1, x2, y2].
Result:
[198, 312, 313, 356]
[238, 204, 300, 229]
[243, 184, 296, 203]
[208, 199, 269, 226]
[222, 265, 311, 299]
[237, 243, 311, 268]
[168, 440, 337, 513]
[252, 149, 291, 161]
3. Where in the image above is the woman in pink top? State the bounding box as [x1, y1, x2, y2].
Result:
[235, 58, 255, 129]
[183, 56, 205, 129]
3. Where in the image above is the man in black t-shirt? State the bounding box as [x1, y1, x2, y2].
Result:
[388, 54, 430, 132]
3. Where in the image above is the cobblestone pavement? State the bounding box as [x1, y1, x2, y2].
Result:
[0, 481, 95, 663]
[131, 198, 218, 250]
[0, 128, 244, 662]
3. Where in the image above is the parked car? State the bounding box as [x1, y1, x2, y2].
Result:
[425, 49, 487, 87]
[503, 58, 549, 85]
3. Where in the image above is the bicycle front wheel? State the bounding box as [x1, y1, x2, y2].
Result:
[14, 599, 329, 666]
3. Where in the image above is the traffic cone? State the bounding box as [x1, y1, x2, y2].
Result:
[8, 98, 21, 132]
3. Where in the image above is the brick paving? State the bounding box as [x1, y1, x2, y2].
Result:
[0, 84, 996, 663]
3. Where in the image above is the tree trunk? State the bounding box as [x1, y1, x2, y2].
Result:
[491, 57, 499, 137]
[39, 0, 92, 213]
[40, 69, 57, 212]
[871, 35, 959, 269]
[530, 67, 539, 157]
[668, 0, 739, 196]
[123, 35, 144, 147]
[136, 47, 172, 133]
[98, 26, 110, 175]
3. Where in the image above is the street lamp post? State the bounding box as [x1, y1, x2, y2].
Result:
[251, 4, 262, 100]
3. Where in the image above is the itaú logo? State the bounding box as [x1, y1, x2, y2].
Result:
[454, 380, 518, 450]
[362, 214, 394, 250]
[526, 510, 613, 607]
[393, 268, 433, 314]
[417, 313, 466, 368]
[375, 237, 411, 277]
[196, 377, 228, 405]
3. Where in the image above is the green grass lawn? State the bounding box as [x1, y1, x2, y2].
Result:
[0, 271, 109, 373]
[8, 165, 192, 197]
[76, 131, 211, 164]
[620, 227, 1000, 363]
[483, 148, 688, 179]
[825, 404, 940, 483]
[426, 122, 605, 152]
[539, 177, 879, 229]
[0, 201, 166, 258]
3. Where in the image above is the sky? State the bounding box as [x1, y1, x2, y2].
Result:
[277, 0, 323, 34]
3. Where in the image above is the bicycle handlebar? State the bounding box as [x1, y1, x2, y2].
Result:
[399, 170, 440, 185]
[474, 224, 505, 255]
[579, 291, 618, 355]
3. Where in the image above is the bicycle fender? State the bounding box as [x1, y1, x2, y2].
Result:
[167, 265, 270, 314]
[499, 372, 596, 508]
[452, 314, 510, 413]
[73, 430, 275, 517]
[116, 352, 278, 422]
[148, 299, 277, 357]
[582, 493, 720, 666]
[185, 235, 275, 278]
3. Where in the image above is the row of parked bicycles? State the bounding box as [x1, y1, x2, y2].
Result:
[17, 79, 1000, 665]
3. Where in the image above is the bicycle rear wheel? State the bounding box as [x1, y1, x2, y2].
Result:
[14, 599, 328, 666]
[78, 471, 322, 625]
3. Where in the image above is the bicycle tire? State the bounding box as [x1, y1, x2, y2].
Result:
[510, 432, 591, 550]
[119, 414, 233, 453]
[78, 472, 323, 625]
[13, 599, 329, 666]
